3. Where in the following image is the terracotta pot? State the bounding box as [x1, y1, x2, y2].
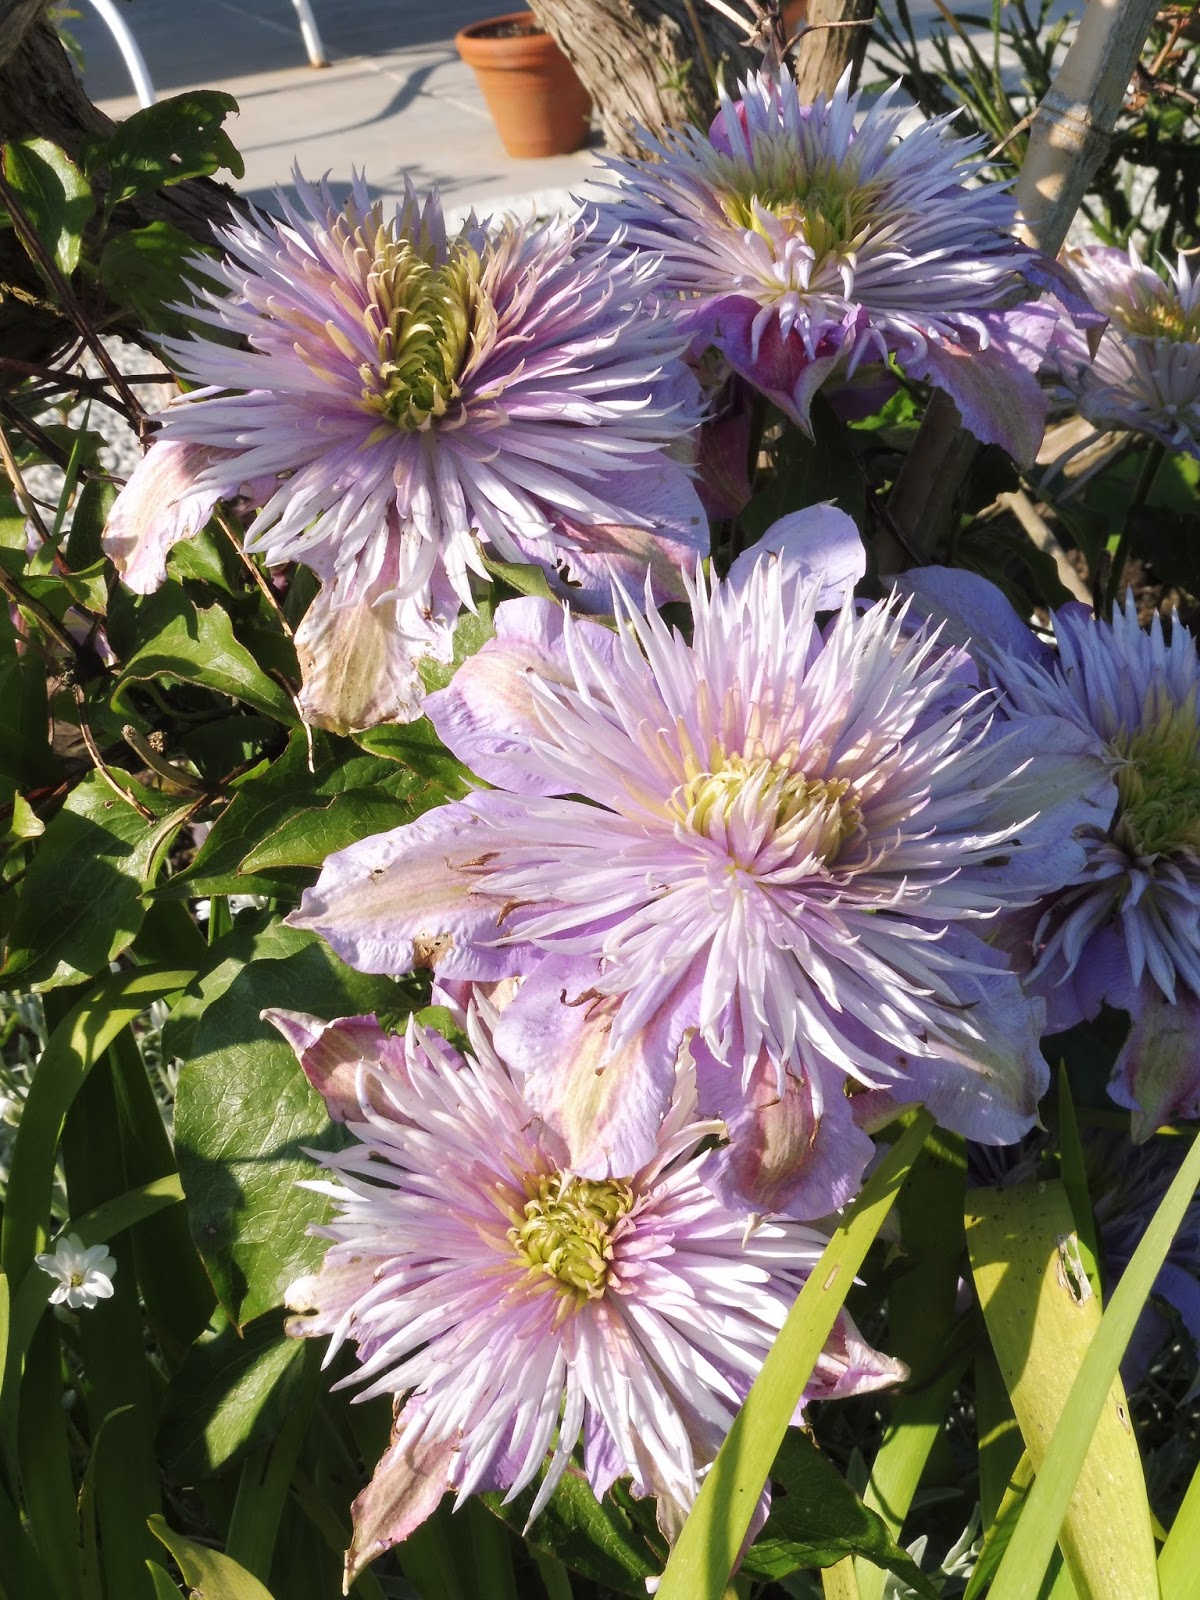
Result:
[782, 0, 808, 37]
[455, 11, 592, 159]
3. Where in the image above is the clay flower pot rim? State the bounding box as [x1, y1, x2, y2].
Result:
[456, 10, 557, 66]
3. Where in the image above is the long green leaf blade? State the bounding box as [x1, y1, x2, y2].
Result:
[987, 1133, 1200, 1600]
[656, 1112, 934, 1600]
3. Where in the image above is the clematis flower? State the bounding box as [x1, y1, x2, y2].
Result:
[103, 174, 707, 731]
[1051, 244, 1200, 459]
[270, 1002, 904, 1587]
[902, 565, 1200, 1138]
[290, 508, 1113, 1203]
[602, 67, 1094, 462]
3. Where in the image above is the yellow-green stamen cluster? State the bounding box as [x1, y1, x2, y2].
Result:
[676, 753, 860, 865]
[1113, 700, 1200, 859]
[511, 1174, 635, 1301]
[325, 204, 481, 431]
[717, 155, 883, 276]
[1116, 291, 1200, 345]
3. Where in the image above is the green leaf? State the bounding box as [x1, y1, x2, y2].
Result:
[158, 1310, 306, 1481]
[1, 773, 192, 988]
[739, 395, 867, 546]
[741, 1433, 937, 1595]
[148, 1516, 276, 1600]
[417, 601, 495, 694]
[91, 91, 244, 210]
[968, 1178, 1161, 1600]
[161, 914, 311, 1065]
[1, 137, 94, 276]
[1159, 1452, 1200, 1600]
[656, 1112, 934, 1600]
[99, 221, 216, 336]
[0, 654, 59, 790]
[146, 1562, 183, 1599]
[113, 588, 297, 725]
[1055, 1066, 1102, 1303]
[163, 726, 466, 898]
[482, 555, 556, 600]
[0, 967, 191, 1292]
[856, 1131, 972, 1600]
[173, 937, 409, 1327]
[486, 1469, 659, 1595]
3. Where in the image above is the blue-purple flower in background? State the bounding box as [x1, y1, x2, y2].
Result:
[104, 174, 707, 732]
[602, 67, 1092, 462]
[904, 565, 1200, 1139]
[1051, 245, 1200, 459]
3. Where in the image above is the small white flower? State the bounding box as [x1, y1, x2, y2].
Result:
[35, 1233, 117, 1310]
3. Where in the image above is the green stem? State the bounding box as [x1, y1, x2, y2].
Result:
[1105, 442, 1165, 615]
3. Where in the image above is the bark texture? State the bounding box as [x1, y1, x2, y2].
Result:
[529, 0, 759, 155]
[792, 0, 875, 102]
[0, 7, 245, 367]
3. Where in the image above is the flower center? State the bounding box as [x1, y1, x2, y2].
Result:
[69, 1271, 85, 1288]
[361, 235, 479, 429]
[676, 753, 860, 866]
[1117, 295, 1200, 344]
[1112, 703, 1200, 858]
[717, 155, 877, 286]
[510, 1174, 635, 1301]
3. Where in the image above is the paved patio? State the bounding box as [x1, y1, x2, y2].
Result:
[71, 0, 609, 220]
[70, 0, 1078, 221]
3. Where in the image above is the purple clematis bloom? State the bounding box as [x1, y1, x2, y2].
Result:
[903, 565, 1200, 1138]
[290, 509, 1113, 1210]
[602, 67, 1094, 462]
[1051, 244, 1200, 459]
[270, 999, 904, 1587]
[103, 173, 707, 731]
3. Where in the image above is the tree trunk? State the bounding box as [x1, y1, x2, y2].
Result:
[529, 0, 759, 155]
[792, 0, 875, 102]
[0, 7, 246, 367]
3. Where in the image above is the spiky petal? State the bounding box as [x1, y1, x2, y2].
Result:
[290, 510, 1114, 1206]
[270, 1002, 904, 1587]
[103, 173, 707, 730]
[602, 67, 1092, 460]
[903, 564, 1200, 1138]
[1052, 245, 1200, 458]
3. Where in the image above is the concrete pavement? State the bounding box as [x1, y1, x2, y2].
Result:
[68, 0, 1078, 221]
[70, 0, 608, 221]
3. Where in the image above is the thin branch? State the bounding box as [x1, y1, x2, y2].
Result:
[0, 415, 51, 544]
[70, 679, 155, 819]
[884, 0, 1163, 569]
[213, 508, 295, 639]
[0, 563, 77, 655]
[0, 168, 146, 429]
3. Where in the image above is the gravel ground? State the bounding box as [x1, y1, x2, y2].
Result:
[22, 336, 174, 524]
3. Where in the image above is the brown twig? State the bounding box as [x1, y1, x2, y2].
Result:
[69, 678, 156, 819]
[0, 167, 146, 432]
[212, 508, 295, 639]
[0, 416, 52, 545]
[0, 564, 77, 655]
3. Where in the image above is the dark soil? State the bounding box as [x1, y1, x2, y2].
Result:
[470, 18, 546, 37]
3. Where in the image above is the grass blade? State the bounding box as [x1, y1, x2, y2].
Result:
[0, 966, 192, 1288]
[981, 1139, 1200, 1600]
[656, 1112, 934, 1600]
[1157, 1443, 1200, 1599]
